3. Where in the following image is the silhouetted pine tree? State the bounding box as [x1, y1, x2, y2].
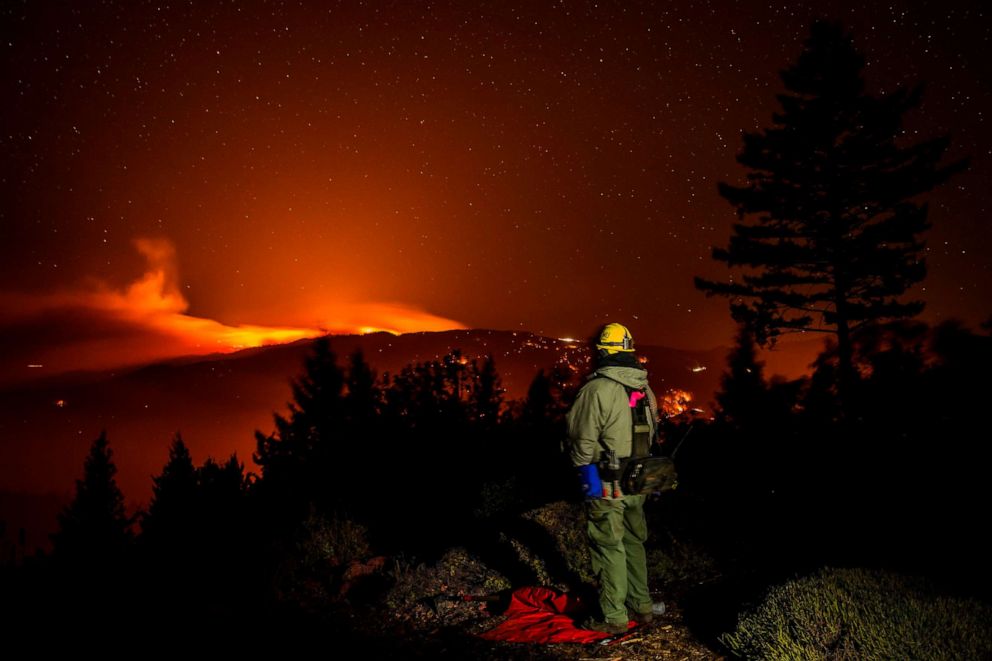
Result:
[142, 450, 251, 616]
[925, 321, 992, 589]
[337, 349, 380, 506]
[520, 370, 556, 427]
[142, 431, 197, 544]
[198, 454, 246, 519]
[344, 348, 379, 425]
[51, 430, 132, 566]
[517, 369, 573, 502]
[468, 355, 504, 430]
[715, 326, 769, 430]
[369, 350, 490, 550]
[255, 336, 345, 472]
[696, 20, 967, 416]
[383, 350, 471, 430]
[521, 363, 576, 428]
[253, 336, 345, 520]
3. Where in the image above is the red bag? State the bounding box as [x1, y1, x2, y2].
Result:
[477, 586, 631, 644]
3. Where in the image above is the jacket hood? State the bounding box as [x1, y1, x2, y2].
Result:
[590, 365, 649, 389]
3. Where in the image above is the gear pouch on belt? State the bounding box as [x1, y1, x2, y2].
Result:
[621, 456, 678, 495]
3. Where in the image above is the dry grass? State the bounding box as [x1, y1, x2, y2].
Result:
[340, 499, 729, 659]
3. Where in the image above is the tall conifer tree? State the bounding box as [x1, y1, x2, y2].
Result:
[52, 431, 132, 564]
[696, 20, 966, 412]
[142, 432, 196, 543]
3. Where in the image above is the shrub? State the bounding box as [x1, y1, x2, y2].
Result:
[646, 531, 718, 588]
[384, 547, 511, 630]
[297, 508, 369, 569]
[472, 476, 526, 519]
[720, 567, 992, 660]
[272, 507, 370, 606]
[520, 500, 594, 587]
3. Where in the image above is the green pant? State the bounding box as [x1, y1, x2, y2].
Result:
[586, 494, 652, 624]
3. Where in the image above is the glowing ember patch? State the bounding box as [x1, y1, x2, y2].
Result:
[661, 389, 693, 417]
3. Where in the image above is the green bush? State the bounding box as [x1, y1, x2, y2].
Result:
[384, 548, 511, 630]
[271, 508, 371, 606]
[297, 508, 369, 569]
[646, 531, 718, 587]
[518, 500, 718, 590]
[472, 476, 526, 519]
[520, 500, 594, 587]
[720, 567, 992, 660]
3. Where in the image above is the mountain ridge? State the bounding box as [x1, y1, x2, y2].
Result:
[0, 328, 821, 554]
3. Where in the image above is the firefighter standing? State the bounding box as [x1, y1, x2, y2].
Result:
[566, 323, 665, 633]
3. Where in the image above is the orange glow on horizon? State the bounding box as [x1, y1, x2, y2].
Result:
[3, 237, 466, 376]
[58, 237, 329, 350]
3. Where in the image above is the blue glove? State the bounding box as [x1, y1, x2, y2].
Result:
[577, 463, 604, 500]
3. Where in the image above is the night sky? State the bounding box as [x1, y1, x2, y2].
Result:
[2, 1, 989, 379]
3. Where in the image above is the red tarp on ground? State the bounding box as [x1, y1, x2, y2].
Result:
[477, 586, 634, 644]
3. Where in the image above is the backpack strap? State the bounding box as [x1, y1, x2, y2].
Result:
[589, 375, 653, 460]
[626, 385, 653, 459]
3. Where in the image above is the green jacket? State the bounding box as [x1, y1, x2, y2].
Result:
[566, 365, 659, 467]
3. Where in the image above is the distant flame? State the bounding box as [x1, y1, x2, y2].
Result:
[660, 388, 693, 417]
[54, 237, 461, 345]
[2, 236, 466, 375]
[312, 302, 466, 336]
[73, 237, 322, 349]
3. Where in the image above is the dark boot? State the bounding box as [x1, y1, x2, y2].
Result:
[630, 601, 666, 624]
[580, 617, 628, 634]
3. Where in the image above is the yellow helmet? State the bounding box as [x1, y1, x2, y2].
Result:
[596, 323, 635, 353]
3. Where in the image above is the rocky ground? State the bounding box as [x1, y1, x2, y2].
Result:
[288, 500, 734, 659]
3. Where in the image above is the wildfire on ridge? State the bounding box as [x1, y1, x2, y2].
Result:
[660, 388, 694, 418]
[3, 237, 466, 376]
[59, 238, 462, 347]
